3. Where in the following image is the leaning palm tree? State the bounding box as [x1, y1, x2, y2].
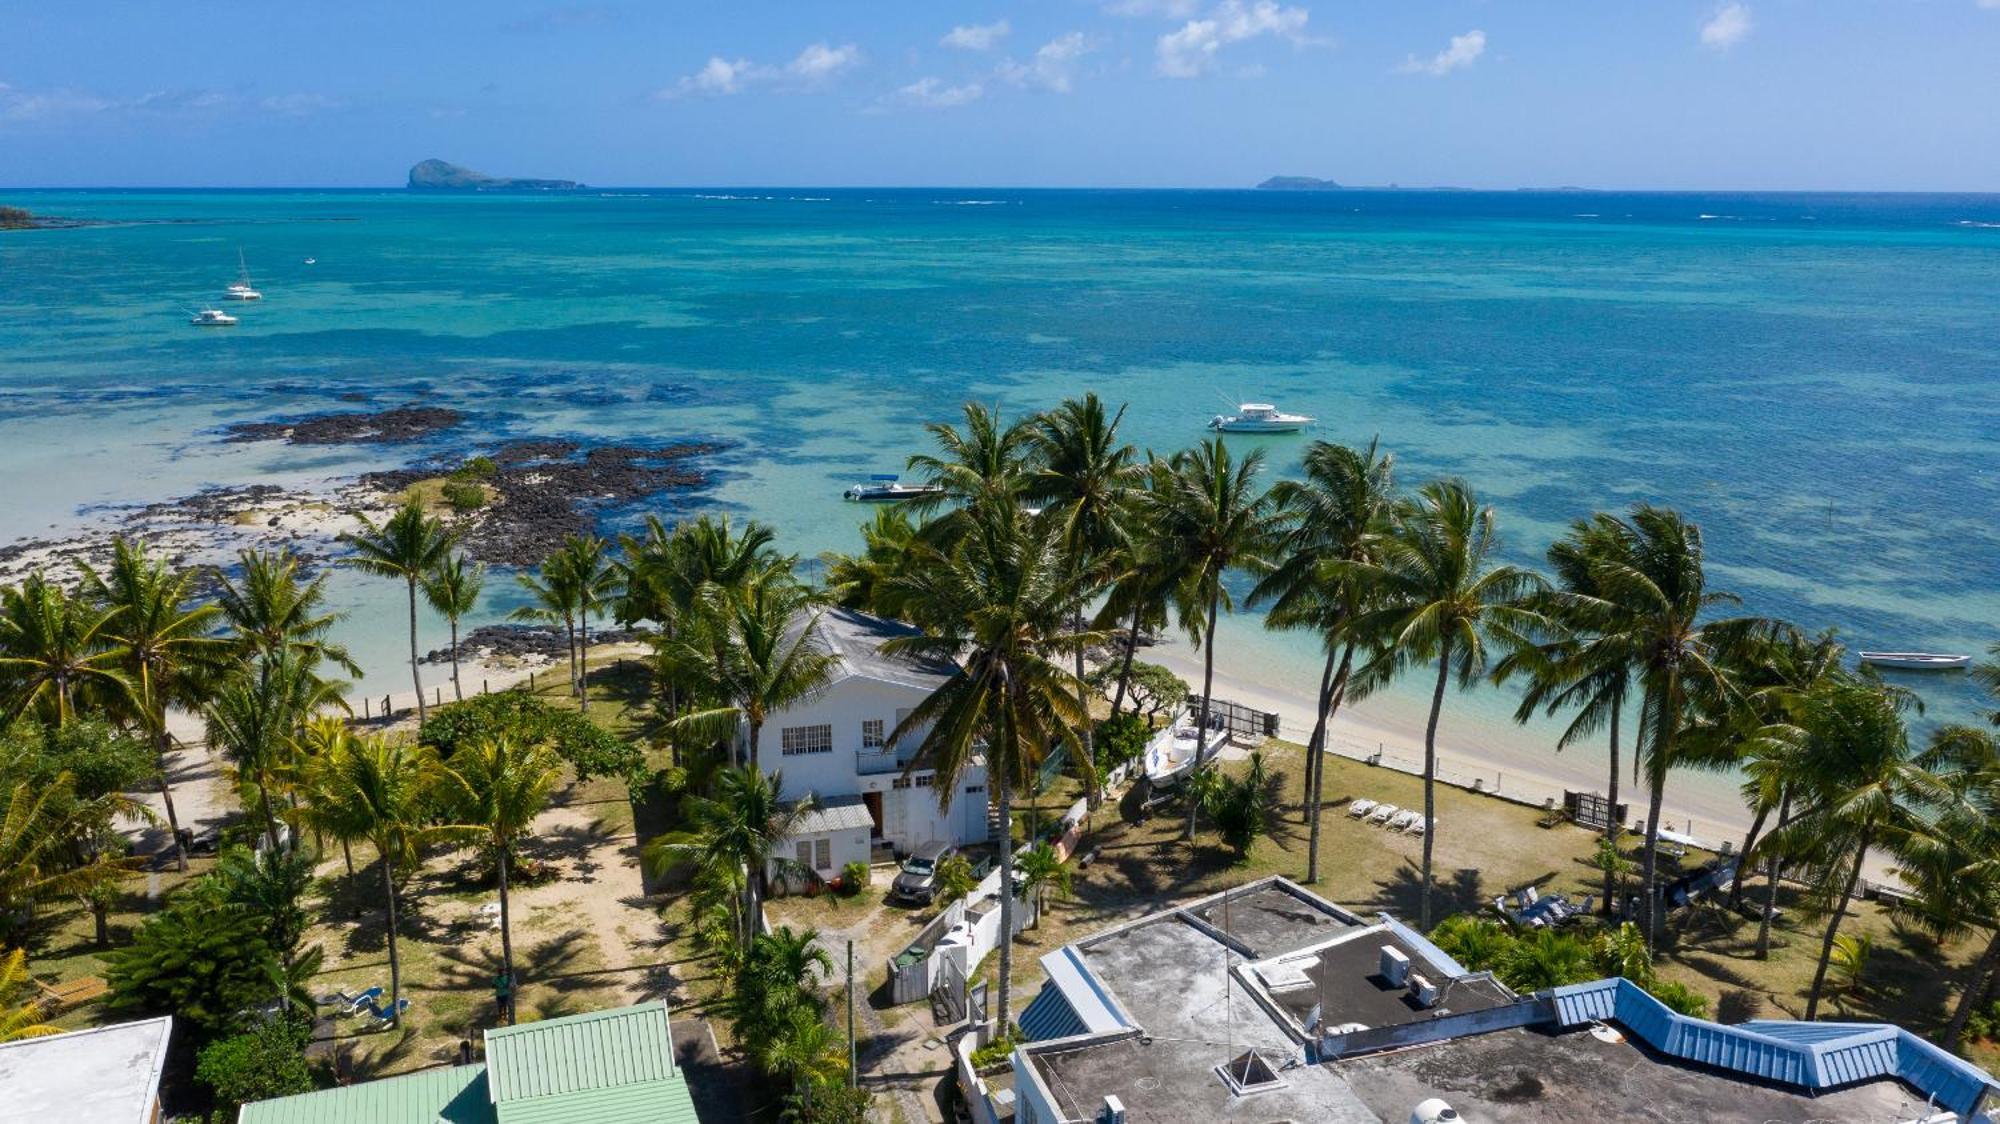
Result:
[0, 574, 132, 726]
[1140, 438, 1275, 838]
[1350, 480, 1544, 928]
[420, 553, 484, 704]
[1759, 681, 1945, 1019]
[883, 503, 1097, 1033]
[1, 948, 62, 1042]
[643, 765, 818, 951]
[1250, 439, 1396, 884]
[342, 500, 454, 725]
[215, 548, 360, 677]
[435, 736, 563, 1024]
[82, 538, 227, 872]
[301, 734, 443, 1029]
[206, 654, 345, 853]
[659, 576, 838, 769]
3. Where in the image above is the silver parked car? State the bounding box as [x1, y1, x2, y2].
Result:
[890, 840, 956, 905]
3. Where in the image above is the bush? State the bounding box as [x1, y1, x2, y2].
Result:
[195, 1017, 314, 1114]
[106, 891, 275, 1039]
[1093, 712, 1149, 773]
[969, 1031, 1022, 1072]
[1646, 980, 1711, 1018]
[934, 854, 977, 906]
[440, 480, 487, 512]
[839, 861, 870, 896]
[422, 692, 643, 782]
[450, 455, 499, 480]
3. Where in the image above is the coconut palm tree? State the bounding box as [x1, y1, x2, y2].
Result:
[420, 553, 484, 704]
[1251, 439, 1397, 884]
[1025, 393, 1140, 810]
[1350, 480, 1544, 929]
[1094, 510, 1173, 720]
[883, 503, 1097, 1034]
[1898, 724, 2000, 1051]
[435, 736, 563, 1024]
[1973, 642, 2000, 725]
[1140, 439, 1275, 839]
[206, 654, 345, 853]
[1013, 840, 1075, 929]
[0, 574, 132, 726]
[289, 716, 366, 878]
[642, 765, 819, 951]
[1759, 680, 1945, 1019]
[0, 772, 140, 941]
[1, 948, 62, 1042]
[903, 401, 1033, 536]
[819, 506, 922, 618]
[658, 575, 838, 770]
[621, 514, 786, 630]
[558, 535, 621, 712]
[82, 538, 226, 872]
[301, 734, 443, 1029]
[215, 548, 360, 678]
[511, 555, 583, 698]
[761, 1006, 848, 1113]
[342, 500, 454, 725]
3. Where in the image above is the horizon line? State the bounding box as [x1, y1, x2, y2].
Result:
[7, 183, 2000, 196]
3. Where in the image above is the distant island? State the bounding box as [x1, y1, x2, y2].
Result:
[0, 205, 97, 230]
[407, 159, 582, 191]
[1255, 176, 1344, 191]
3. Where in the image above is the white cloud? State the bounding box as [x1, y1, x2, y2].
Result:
[1700, 3, 1752, 49]
[897, 77, 983, 108]
[788, 42, 862, 81]
[943, 20, 1010, 50]
[668, 57, 760, 97]
[1156, 1, 1310, 79]
[1398, 30, 1485, 76]
[996, 32, 1094, 92]
[1107, 0, 1201, 17]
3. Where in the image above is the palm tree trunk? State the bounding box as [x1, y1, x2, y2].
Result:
[995, 766, 1017, 1034]
[258, 776, 282, 855]
[1602, 706, 1621, 916]
[449, 617, 463, 703]
[1806, 829, 1872, 1020]
[578, 606, 590, 711]
[746, 721, 761, 773]
[342, 838, 355, 878]
[1756, 793, 1789, 959]
[154, 726, 188, 873]
[407, 578, 426, 726]
[1307, 645, 1357, 886]
[1110, 601, 1144, 716]
[1729, 802, 1770, 908]
[498, 843, 516, 1024]
[1945, 927, 2000, 1052]
[1639, 768, 1667, 949]
[1185, 591, 1220, 840]
[1419, 642, 1451, 931]
[383, 856, 403, 1029]
[1074, 609, 1097, 812]
[564, 613, 579, 697]
[1300, 647, 1338, 828]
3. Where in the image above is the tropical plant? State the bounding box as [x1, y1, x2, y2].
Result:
[421, 552, 485, 704]
[903, 401, 1034, 532]
[819, 506, 921, 618]
[195, 1017, 314, 1115]
[211, 845, 316, 968]
[105, 887, 275, 1038]
[1251, 439, 1397, 884]
[1140, 438, 1274, 839]
[512, 554, 584, 698]
[557, 534, 622, 711]
[1647, 980, 1711, 1018]
[1827, 932, 1873, 1000]
[759, 1005, 849, 1115]
[1499, 928, 1598, 991]
[1088, 661, 1187, 723]
[0, 573, 131, 726]
[435, 736, 564, 1023]
[421, 691, 640, 783]
[1898, 723, 2000, 1050]
[620, 513, 786, 632]
[934, 853, 977, 906]
[215, 548, 359, 677]
[1203, 752, 1276, 858]
[1427, 915, 1514, 974]
[1350, 480, 1543, 928]
[342, 499, 455, 725]
[0, 770, 142, 942]
[1013, 841, 1074, 928]
[1592, 922, 1652, 983]
[643, 766, 818, 951]
[657, 574, 837, 769]
[206, 654, 345, 853]
[0, 947, 61, 1041]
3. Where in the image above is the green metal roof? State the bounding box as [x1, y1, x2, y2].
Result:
[495, 1076, 700, 1124]
[237, 1064, 493, 1124]
[484, 1002, 676, 1104]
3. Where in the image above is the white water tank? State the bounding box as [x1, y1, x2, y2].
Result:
[1381, 945, 1412, 986]
[1411, 1097, 1460, 1124]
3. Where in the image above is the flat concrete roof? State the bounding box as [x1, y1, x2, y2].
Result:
[1032, 1033, 1378, 1123]
[0, 1015, 172, 1124]
[1181, 882, 1362, 957]
[1332, 1024, 1936, 1124]
[1258, 928, 1515, 1035]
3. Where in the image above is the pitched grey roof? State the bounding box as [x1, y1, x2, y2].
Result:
[784, 794, 876, 837]
[805, 607, 957, 692]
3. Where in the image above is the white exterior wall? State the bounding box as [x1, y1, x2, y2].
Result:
[769, 823, 872, 891]
[756, 675, 990, 852]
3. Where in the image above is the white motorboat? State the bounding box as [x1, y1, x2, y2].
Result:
[190, 308, 238, 327]
[1209, 403, 1314, 433]
[844, 475, 946, 503]
[303, 257, 317, 265]
[1858, 651, 1971, 671]
[225, 249, 263, 300]
[1143, 710, 1222, 787]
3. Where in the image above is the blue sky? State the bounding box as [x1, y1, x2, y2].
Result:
[3, 1, 1997, 189]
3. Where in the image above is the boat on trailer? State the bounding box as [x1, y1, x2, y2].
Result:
[1143, 709, 1223, 787]
[844, 475, 946, 502]
[1858, 651, 1971, 671]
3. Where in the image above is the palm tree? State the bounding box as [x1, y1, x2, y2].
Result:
[820, 506, 922, 618]
[0, 772, 140, 940]
[883, 503, 1097, 1034]
[1351, 480, 1544, 928]
[643, 765, 818, 950]
[558, 535, 621, 712]
[1899, 724, 2000, 1051]
[1094, 508, 1173, 719]
[511, 555, 583, 698]
[761, 1006, 848, 1113]
[1013, 840, 1074, 929]
[342, 500, 454, 725]
[435, 736, 563, 1024]
[1251, 439, 1396, 884]
[621, 514, 786, 630]
[1759, 681, 1944, 1019]
[0, 574, 132, 726]
[82, 538, 226, 872]
[658, 576, 838, 769]
[904, 402, 1033, 532]
[206, 654, 344, 853]
[1026, 393, 1140, 811]
[420, 553, 484, 704]
[301, 734, 443, 1028]
[215, 548, 360, 677]
[1, 948, 62, 1042]
[1973, 642, 2000, 725]
[1141, 439, 1275, 839]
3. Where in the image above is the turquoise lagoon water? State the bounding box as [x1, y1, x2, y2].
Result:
[1, 187, 1996, 816]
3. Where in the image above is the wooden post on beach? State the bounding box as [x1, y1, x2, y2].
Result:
[529, 671, 536, 691]
[482, 679, 488, 695]
[435, 686, 442, 707]
[363, 698, 371, 720]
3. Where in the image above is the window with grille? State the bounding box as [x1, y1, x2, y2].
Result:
[795, 841, 812, 868]
[815, 838, 832, 870]
[916, 774, 934, 788]
[892, 777, 911, 790]
[781, 724, 832, 755]
[862, 719, 885, 749]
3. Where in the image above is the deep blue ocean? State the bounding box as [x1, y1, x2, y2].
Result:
[1, 187, 1995, 815]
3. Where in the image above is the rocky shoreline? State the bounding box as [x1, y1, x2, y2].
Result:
[420, 623, 651, 667]
[221, 406, 465, 445]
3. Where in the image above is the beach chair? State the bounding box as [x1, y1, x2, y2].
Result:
[356, 995, 410, 1025]
[1347, 799, 1378, 819]
[1386, 810, 1419, 831]
[332, 986, 384, 1015]
[1405, 816, 1427, 836]
[1367, 804, 1399, 825]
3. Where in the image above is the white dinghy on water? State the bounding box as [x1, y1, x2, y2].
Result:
[843, 474, 945, 502]
[1208, 402, 1314, 433]
[1858, 651, 1971, 671]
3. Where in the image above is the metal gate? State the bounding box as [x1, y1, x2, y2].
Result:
[1189, 695, 1279, 741]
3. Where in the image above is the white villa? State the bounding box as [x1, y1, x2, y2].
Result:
[756, 607, 991, 888]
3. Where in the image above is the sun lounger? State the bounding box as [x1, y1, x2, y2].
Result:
[332, 986, 384, 1014]
[1347, 799, 1378, 818]
[1367, 804, 1400, 825]
[1404, 816, 1427, 836]
[356, 995, 410, 1025]
[1387, 810, 1419, 831]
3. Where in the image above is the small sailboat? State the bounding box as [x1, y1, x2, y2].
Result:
[190, 308, 239, 327]
[225, 249, 263, 300]
[1209, 402, 1314, 433]
[1858, 651, 1971, 671]
[843, 474, 945, 502]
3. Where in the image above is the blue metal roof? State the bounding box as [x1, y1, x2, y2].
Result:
[1549, 978, 2000, 1116]
[1017, 983, 1087, 1042]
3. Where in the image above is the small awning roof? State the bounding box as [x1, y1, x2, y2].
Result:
[784, 794, 875, 837]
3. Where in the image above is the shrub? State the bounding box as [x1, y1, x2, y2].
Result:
[440, 480, 487, 512]
[1093, 712, 1149, 774]
[839, 861, 870, 896]
[969, 1031, 1022, 1072]
[1646, 980, 1711, 1018]
[1498, 928, 1597, 992]
[450, 455, 499, 480]
[1429, 915, 1515, 974]
[195, 1017, 314, 1114]
[422, 692, 643, 782]
[106, 892, 275, 1039]
[934, 854, 977, 906]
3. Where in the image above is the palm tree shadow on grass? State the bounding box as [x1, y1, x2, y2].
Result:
[1365, 862, 1487, 923]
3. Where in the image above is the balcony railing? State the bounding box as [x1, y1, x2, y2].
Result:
[856, 746, 918, 775]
